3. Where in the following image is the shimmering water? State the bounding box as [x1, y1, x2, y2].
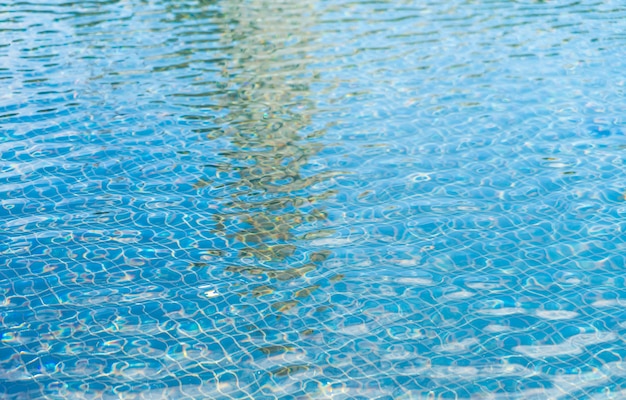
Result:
[2, 0, 626, 398]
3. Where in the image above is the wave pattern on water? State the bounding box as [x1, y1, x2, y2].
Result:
[2, 0, 626, 398]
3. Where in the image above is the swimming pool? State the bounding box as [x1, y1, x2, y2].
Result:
[2, 0, 626, 398]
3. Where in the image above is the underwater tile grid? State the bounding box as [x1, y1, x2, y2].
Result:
[1, 0, 626, 398]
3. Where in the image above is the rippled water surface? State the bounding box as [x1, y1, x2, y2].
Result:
[2, 0, 626, 398]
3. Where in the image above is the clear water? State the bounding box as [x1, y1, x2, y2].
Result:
[1, 0, 626, 398]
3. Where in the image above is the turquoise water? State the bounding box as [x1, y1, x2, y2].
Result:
[2, 0, 626, 398]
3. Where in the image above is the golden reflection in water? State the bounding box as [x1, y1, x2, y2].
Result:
[192, 0, 344, 317]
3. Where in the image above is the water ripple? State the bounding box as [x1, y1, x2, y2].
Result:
[2, 0, 626, 398]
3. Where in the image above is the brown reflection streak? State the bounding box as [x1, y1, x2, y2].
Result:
[189, 1, 338, 317]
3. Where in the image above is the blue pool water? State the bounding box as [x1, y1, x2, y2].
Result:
[2, 0, 626, 398]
